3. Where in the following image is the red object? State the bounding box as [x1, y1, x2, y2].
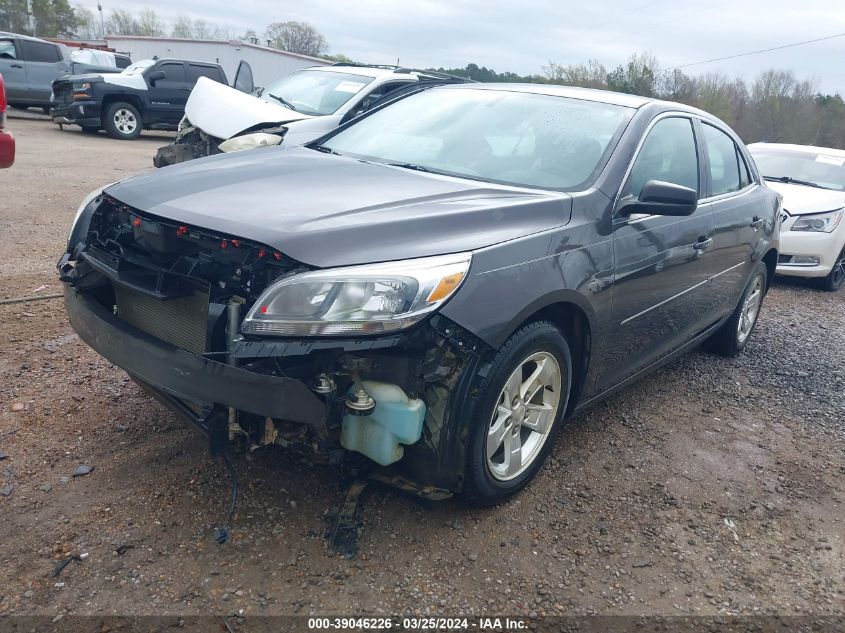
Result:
[273, 251, 282, 261]
[219, 240, 228, 249]
[132, 216, 142, 227]
[0, 74, 15, 169]
[176, 225, 188, 236]
[258, 248, 266, 258]
[260, 306, 268, 314]
[231, 239, 240, 247]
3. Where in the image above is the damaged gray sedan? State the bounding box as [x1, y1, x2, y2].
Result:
[59, 84, 778, 505]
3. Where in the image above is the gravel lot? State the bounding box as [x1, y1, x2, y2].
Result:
[0, 118, 843, 618]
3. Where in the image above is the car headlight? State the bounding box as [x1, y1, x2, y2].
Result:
[790, 208, 843, 233]
[242, 253, 472, 337]
[218, 132, 284, 153]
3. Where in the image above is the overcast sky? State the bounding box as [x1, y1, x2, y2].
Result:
[83, 0, 845, 93]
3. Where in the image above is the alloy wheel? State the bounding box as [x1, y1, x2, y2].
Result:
[831, 248, 845, 289]
[486, 351, 562, 481]
[114, 109, 137, 135]
[737, 274, 763, 344]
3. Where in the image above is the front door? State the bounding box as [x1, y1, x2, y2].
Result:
[0, 38, 27, 101]
[148, 61, 190, 124]
[19, 39, 67, 104]
[600, 115, 715, 391]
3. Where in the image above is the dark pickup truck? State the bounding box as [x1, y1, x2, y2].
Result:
[51, 57, 227, 140]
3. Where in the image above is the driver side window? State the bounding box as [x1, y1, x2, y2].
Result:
[623, 117, 699, 200]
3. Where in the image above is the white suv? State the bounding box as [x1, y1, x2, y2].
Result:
[749, 143, 845, 291]
[154, 63, 469, 167]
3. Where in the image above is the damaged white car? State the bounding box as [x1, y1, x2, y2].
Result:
[153, 63, 470, 167]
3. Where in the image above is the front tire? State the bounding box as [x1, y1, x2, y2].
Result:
[819, 247, 845, 292]
[103, 102, 142, 140]
[461, 321, 572, 506]
[705, 262, 767, 357]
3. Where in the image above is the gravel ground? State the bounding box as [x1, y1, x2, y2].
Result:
[0, 119, 843, 618]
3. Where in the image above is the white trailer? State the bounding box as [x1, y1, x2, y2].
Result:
[104, 35, 328, 86]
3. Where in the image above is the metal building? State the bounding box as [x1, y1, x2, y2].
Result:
[103, 35, 328, 86]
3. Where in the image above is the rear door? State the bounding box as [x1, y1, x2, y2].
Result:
[18, 39, 67, 104]
[601, 115, 716, 390]
[148, 61, 190, 123]
[0, 37, 27, 101]
[700, 122, 763, 314]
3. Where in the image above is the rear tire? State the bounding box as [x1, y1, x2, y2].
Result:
[103, 102, 142, 140]
[705, 262, 767, 357]
[819, 247, 845, 292]
[461, 321, 572, 506]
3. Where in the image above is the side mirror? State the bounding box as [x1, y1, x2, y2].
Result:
[619, 180, 698, 217]
[147, 70, 165, 85]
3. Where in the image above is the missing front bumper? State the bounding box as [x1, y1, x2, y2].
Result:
[64, 286, 326, 431]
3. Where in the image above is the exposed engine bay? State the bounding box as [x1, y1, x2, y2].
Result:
[59, 195, 488, 499]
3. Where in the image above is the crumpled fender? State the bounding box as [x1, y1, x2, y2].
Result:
[185, 77, 312, 140]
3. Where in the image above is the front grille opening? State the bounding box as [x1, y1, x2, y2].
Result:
[115, 284, 210, 354]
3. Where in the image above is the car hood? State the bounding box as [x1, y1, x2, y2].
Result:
[765, 181, 845, 215]
[186, 77, 312, 140]
[104, 147, 572, 268]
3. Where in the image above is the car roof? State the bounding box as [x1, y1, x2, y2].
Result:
[748, 142, 845, 158]
[425, 82, 722, 113]
[0, 31, 62, 45]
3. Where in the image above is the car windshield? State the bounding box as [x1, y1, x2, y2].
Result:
[319, 88, 634, 190]
[259, 70, 374, 116]
[123, 59, 155, 76]
[751, 148, 845, 191]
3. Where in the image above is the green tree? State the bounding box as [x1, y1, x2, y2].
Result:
[264, 20, 327, 57]
[105, 9, 138, 35]
[171, 14, 193, 38]
[606, 52, 659, 97]
[0, 0, 31, 34]
[137, 7, 163, 37]
[73, 4, 98, 38]
[543, 59, 607, 88]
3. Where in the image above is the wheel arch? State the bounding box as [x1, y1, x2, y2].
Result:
[762, 247, 777, 290]
[101, 94, 144, 125]
[497, 293, 594, 414]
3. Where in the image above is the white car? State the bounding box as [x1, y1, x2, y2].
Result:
[153, 63, 469, 167]
[749, 143, 845, 291]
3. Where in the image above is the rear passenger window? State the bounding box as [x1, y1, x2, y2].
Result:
[20, 40, 61, 63]
[623, 117, 699, 199]
[158, 63, 187, 83]
[0, 39, 17, 60]
[703, 124, 743, 196]
[188, 65, 223, 84]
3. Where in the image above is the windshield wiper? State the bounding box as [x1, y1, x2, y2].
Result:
[385, 162, 435, 173]
[311, 144, 340, 155]
[267, 93, 297, 111]
[764, 175, 833, 190]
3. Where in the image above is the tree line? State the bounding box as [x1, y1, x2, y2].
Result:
[2, 2, 842, 149]
[438, 53, 845, 150]
[0, 2, 331, 57]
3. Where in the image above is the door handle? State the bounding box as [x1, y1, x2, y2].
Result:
[693, 237, 713, 251]
[750, 216, 764, 229]
[10, 63, 23, 68]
